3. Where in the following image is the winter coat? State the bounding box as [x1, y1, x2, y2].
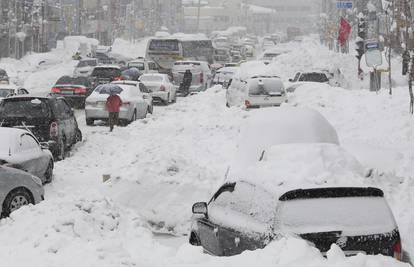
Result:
[183, 71, 193, 86]
[106, 95, 123, 113]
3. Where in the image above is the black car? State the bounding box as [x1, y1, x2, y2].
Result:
[90, 66, 122, 89]
[190, 183, 402, 260]
[0, 68, 9, 83]
[0, 95, 82, 160]
[51, 76, 92, 108]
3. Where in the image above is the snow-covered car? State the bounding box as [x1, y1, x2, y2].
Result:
[212, 67, 238, 86]
[244, 45, 255, 58]
[226, 76, 287, 108]
[0, 128, 54, 184]
[85, 83, 152, 126]
[172, 61, 212, 93]
[90, 65, 122, 89]
[286, 70, 343, 92]
[0, 84, 29, 101]
[190, 182, 401, 259]
[0, 165, 44, 217]
[126, 58, 159, 74]
[73, 58, 98, 77]
[51, 76, 92, 108]
[139, 73, 176, 105]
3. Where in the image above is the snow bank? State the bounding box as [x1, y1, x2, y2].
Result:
[111, 38, 150, 59]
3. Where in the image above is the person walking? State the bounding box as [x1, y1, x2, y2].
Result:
[106, 93, 123, 132]
[182, 69, 193, 96]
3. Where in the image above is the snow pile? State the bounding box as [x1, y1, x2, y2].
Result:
[111, 38, 150, 59]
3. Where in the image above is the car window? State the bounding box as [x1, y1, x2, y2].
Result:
[91, 68, 121, 78]
[20, 134, 40, 151]
[293, 73, 301, 82]
[209, 182, 274, 225]
[0, 98, 51, 118]
[299, 73, 329, 83]
[128, 62, 145, 70]
[148, 62, 158, 70]
[0, 89, 14, 97]
[248, 79, 284, 96]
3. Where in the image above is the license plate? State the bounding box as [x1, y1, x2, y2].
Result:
[61, 90, 74, 95]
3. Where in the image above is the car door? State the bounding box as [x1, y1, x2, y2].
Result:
[217, 182, 275, 256]
[17, 133, 45, 177]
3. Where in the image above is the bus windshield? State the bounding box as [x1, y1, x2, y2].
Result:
[148, 39, 179, 52]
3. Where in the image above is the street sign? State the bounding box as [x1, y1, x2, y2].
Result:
[337, 1, 353, 9]
[365, 41, 379, 50]
[365, 40, 382, 68]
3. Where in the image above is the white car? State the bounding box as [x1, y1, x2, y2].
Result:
[172, 61, 212, 93]
[139, 73, 176, 104]
[286, 70, 343, 92]
[85, 83, 152, 126]
[0, 84, 29, 101]
[212, 67, 238, 86]
[126, 58, 159, 74]
[111, 80, 154, 113]
[226, 76, 287, 109]
[73, 58, 98, 77]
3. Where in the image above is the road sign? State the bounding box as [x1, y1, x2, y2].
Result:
[365, 41, 379, 50]
[364, 40, 382, 68]
[337, 1, 353, 9]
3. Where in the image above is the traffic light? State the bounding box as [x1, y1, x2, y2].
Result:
[357, 16, 367, 40]
[355, 40, 364, 60]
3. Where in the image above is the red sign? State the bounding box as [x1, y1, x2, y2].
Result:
[338, 18, 351, 46]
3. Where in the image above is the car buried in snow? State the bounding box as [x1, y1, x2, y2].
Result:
[0, 128, 54, 184]
[139, 73, 176, 105]
[286, 69, 344, 92]
[190, 183, 402, 259]
[0, 165, 44, 218]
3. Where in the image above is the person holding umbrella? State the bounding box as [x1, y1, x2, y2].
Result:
[98, 84, 123, 132]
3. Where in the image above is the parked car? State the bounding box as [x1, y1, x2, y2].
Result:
[0, 128, 53, 184]
[111, 80, 154, 113]
[226, 76, 287, 108]
[0, 165, 44, 217]
[0, 68, 9, 84]
[90, 65, 122, 89]
[126, 58, 159, 74]
[212, 67, 238, 87]
[0, 84, 29, 101]
[73, 58, 98, 77]
[172, 61, 212, 94]
[190, 184, 402, 259]
[139, 73, 176, 104]
[286, 69, 344, 92]
[85, 83, 152, 126]
[51, 76, 92, 108]
[0, 95, 82, 160]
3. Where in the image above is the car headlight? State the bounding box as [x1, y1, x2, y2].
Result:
[31, 175, 43, 186]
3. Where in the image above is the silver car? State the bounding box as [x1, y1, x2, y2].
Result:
[0, 165, 44, 217]
[0, 128, 54, 184]
[85, 82, 151, 126]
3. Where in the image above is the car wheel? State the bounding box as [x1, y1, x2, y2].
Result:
[130, 110, 137, 122]
[189, 232, 201, 246]
[2, 188, 34, 217]
[57, 137, 66, 161]
[86, 118, 94, 126]
[44, 160, 54, 184]
[75, 128, 82, 143]
[226, 102, 230, 108]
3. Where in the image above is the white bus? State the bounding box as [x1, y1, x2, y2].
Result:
[145, 37, 214, 71]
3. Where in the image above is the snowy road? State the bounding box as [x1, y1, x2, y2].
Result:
[0, 38, 412, 267]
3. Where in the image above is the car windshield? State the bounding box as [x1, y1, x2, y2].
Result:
[77, 60, 97, 67]
[91, 68, 121, 78]
[299, 73, 329, 83]
[278, 197, 396, 235]
[248, 79, 284, 95]
[55, 76, 91, 87]
[128, 62, 145, 70]
[140, 76, 163, 82]
[0, 98, 51, 118]
[0, 89, 14, 97]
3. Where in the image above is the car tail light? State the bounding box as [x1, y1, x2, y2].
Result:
[74, 86, 87, 94]
[51, 87, 61, 93]
[245, 100, 251, 108]
[393, 241, 402, 261]
[50, 122, 58, 137]
[114, 76, 122, 81]
[160, 85, 166, 91]
[200, 73, 204, 83]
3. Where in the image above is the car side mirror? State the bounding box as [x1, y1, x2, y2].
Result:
[192, 202, 208, 216]
[40, 142, 50, 150]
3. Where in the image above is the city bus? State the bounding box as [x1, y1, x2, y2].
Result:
[145, 37, 214, 71]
